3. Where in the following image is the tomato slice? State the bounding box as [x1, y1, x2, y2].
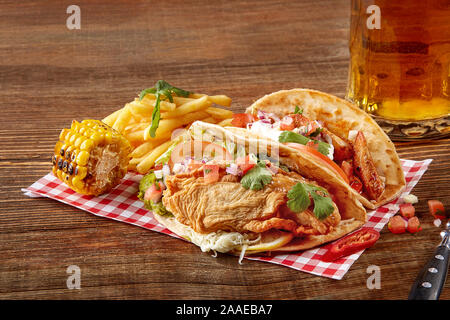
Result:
[322, 228, 380, 262]
[231, 113, 256, 128]
[284, 142, 350, 184]
[399, 203, 415, 219]
[407, 216, 422, 233]
[428, 200, 446, 220]
[388, 215, 407, 234]
[203, 164, 220, 184]
[169, 141, 232, 169]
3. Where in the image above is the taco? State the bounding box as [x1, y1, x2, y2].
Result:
[232, 89, 405, 209]
[138, 121, 366, 258]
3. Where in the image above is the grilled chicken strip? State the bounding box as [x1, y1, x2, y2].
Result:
[353, 131, 385, 200]
[162, 165, 340, 236]
[322, 128, 353, 162]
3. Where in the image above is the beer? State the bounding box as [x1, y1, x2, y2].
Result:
[347, 0, 450, 139]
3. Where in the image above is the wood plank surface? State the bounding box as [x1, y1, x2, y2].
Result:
[0, 0, 448, 300]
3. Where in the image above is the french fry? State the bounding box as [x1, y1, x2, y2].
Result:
[140, 95, 177, 111]
[160, 96, 211, 119]
[130, 139, 167, 158]
[205, 106, 234, 119]
[172, 96, 195, 106]
[103, 108, 123, 127]
[190, 94, 232, 107]
[136, 140, 173, 174]
[217, 118, 233, 127]
[112, 104, 133, 133]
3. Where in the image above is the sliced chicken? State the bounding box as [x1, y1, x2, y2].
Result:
[353, 131, 385, 200]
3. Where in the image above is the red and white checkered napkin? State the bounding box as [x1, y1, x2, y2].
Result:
[23, 159, 432, 280]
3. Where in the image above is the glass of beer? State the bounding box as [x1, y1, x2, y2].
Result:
[347, 0, 450, 140]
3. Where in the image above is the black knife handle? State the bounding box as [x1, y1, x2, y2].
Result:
[408, 245, 450, 300]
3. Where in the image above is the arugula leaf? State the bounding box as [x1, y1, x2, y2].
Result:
[240, 161, 272, 191]
[294, 105, 303, 114]
[139, 80, 191, 138]
[278, 131, 331, 157]
[287, 182, 334, 220]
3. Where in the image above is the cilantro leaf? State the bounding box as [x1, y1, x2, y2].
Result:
[287, 182, 334, 220]
[309, 127, 323, 137]
[294, 105, 303, 114]
[240, 161, 272, 191]
[139, 80, 191, 138]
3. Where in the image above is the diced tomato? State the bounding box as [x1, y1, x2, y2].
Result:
[284, 143, 350, 185]
[340, 161, 354, 180]
[399, 203, 415, 219]
[187, 159, 203, 171]
[388, 215, 407, 234]
[349, 176, 363, 193]
[322, 228, 380, 262]
[428, 200, 447, 220]
[203, 164, 219, 184]
[153, 163, 163, 170]
[407, 216, 422, 233]
[231, 113, 256, 128]
[305, 121, 321, 136]
[144, 181, 165, 203]
[236, 155, 256, 175]
[280, 116, 295, 131]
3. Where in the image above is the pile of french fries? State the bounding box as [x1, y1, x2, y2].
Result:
[102, 92, 234, 174]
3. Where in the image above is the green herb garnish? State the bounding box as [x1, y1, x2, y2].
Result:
[287, 182, 334, 220]
[240, 161, 272, 191]
[278, 131, 331, 157]
[139, 80, 191, 138]
[294, 105, 303, 114]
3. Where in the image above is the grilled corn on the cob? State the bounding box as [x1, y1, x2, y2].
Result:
[52, 119, 131, 196]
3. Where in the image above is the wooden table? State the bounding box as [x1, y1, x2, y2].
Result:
[1, 0, 448, 300]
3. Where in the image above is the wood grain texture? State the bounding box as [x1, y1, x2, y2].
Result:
[0, 0, 448, 300]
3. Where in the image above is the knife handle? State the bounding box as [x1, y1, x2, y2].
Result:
[408, 245, 449, 300]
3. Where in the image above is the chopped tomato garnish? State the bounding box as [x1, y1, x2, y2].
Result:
[284, 143, 350, 185]
[203, 164, 220, 184]
[349, 176, 363, 193]
[280, 116, 295, 131]
[144, 181, 165, 203]
[187, 159, 203, 171]
[399, 203, 415, 219]
[322, 228, 380, 262]
[236, 155, 256, 175]
[388, 215, 407, 234]
[428, 200, 447, 220]
[231, 113, 256, 128]
[305, 121, 321, 136]
[407, 216, 422, 233]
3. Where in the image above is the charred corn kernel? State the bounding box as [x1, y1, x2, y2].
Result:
[51, 119, 131, 196]
[74, 136, 85, 148]
[76, 150, 90, 166]
[71, 176, 84, 190]
[59, 129, 70, 141]
[75, 166, 87, 179]
[80, 138, 94, 151]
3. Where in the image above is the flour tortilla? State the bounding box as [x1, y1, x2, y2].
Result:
[152, 121, 366, 254]
[245, 89, 406, 209]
